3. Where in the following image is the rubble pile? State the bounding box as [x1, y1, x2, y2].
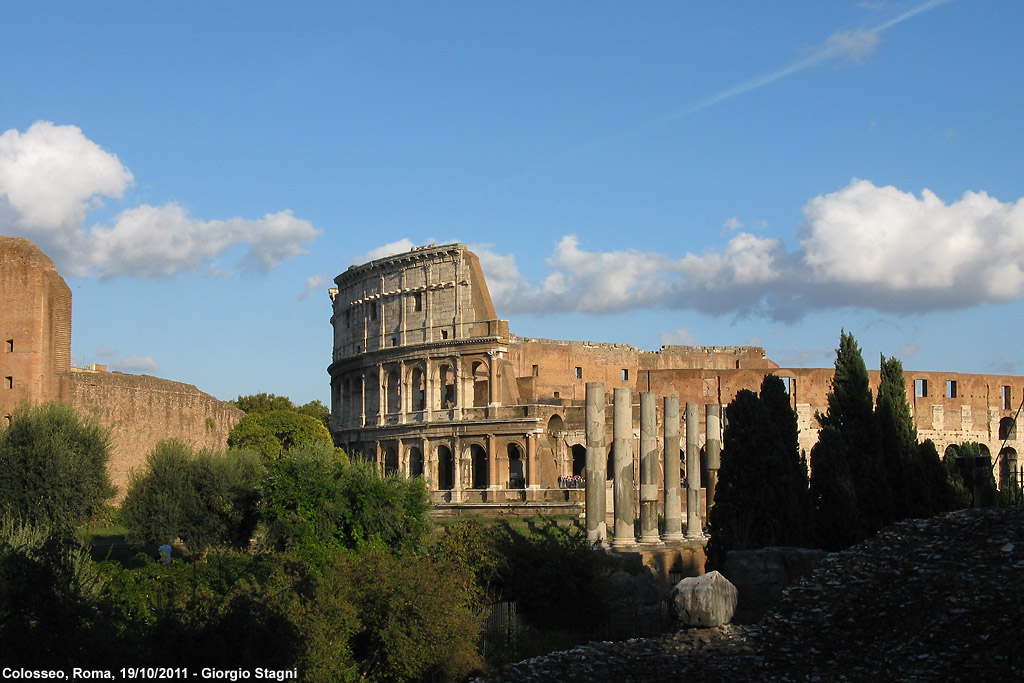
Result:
[471, 507, 1024, 681]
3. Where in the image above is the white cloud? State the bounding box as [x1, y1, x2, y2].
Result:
[722, 217, 743, 232]
[0, 121, 319, 278]
[112, 355, 162, 373]
[478, 179, 1024, 321]
[360, 238, 417, 263]
[300, 274, 326, 301]
[661, 328, 698, 346]
[801, 179, 1024, 309]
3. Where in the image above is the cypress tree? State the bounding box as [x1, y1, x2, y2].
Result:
[706, 375, 812, 568]
[876, 355, 918, 521]
[814, 331, 889, 538]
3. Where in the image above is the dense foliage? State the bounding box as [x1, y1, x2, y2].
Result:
[706, 375, 812, 565]
[121, 441, 262, 553]
[228, 409, 333, 460]
[0, 402, 115, 529]
[261, 448, 431, 558]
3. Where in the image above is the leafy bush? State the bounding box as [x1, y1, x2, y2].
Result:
[121, 441, 262, 554]
[228, 410, 332, 459]
[0, 402, 115, 529]
[261, 448, 430, 557]
[0, 519, 109, 666]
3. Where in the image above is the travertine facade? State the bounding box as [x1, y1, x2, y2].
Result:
[330, 243, 1023, 508]
[0, 236, 243, 499]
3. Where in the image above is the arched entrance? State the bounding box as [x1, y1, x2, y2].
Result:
[383, 446, 398, 476]
[1000, 417, 1017, 441]
[437, 445, 454, 490]
[471, 444, 489, 489]
[409, 446, 424, 478]
[508, 442, 525, 488]
[472, 360, 489, 407]
[571, 444, 586, 477]
[410, 366, 426, 412]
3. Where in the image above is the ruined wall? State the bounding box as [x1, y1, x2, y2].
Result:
[61, 369, 244, 499]
[0, 237, 71, 420]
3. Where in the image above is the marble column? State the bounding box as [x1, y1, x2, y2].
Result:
[585, 382, 607, 545]
[705, 403, 722, 519]
[612, 387, 635, 548]
[639, 392, 661, 545]
[685, 401, 703, 539]
[662, 396, 684, 541]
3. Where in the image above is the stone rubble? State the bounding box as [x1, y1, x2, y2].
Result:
[470, 507, 1024, 682]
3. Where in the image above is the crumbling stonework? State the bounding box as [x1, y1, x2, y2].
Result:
[0, 237, 243, 499]
[330, 243, 1024, 510]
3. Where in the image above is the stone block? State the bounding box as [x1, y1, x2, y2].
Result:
[669, 570, 737, 627]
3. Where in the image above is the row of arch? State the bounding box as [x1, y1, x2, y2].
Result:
[378, 441, 527, 490]
[334, 356, 494, 427]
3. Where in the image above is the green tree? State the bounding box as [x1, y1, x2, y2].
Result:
[261, 449, 430, 557]
[0, 402, 115, 529]
[809, 425, 862, 550]
[121, 441, 262, 554]
[0, 520, 109, 666]
[816, 331, 890, 536]
[296, 399, 331, 430]
[232, 393, 294, 414]
[707, 375, 812, 567]
[228, 410, 332, 460]
[876, 355, 918, 521]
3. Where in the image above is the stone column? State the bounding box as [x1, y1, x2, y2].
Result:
[662, 396, 683, 542]
[639, 392, 661, 545]
[487, 433, 499, 490]
[377, 363, 386, 426]
[705, 404, 722, 518]
[527, 432, 539, 489]
[612, 387, 635, 548]
[585, 382, 607, 545]
[451, 438, 462, 503]
[488, 350, 498, 406]
[685, 402, 703, 539]
[453, 359, 462, 419]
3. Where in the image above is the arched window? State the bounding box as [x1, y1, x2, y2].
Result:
[437, 445, 454, 490]
[409, 446, 424, 477]
[999, 417, 1017, 441]
[508, 443, 525, 488]
[410, 366, 426, 412]
[472, 360, 489, 407]
[471, 444, 488, 489]
[383, 447, 399, 476]
[571, 444, 586, 477]
[386, 368, 401, 414]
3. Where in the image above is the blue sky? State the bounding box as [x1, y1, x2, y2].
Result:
[2, 0, 1023, 406]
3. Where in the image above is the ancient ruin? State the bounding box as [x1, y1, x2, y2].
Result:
[329, 242, 1024, 519]
[0, 236, 243, 497]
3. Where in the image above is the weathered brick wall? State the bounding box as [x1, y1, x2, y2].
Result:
[60, 369, 244, 500]
[0, 237, 71, 419]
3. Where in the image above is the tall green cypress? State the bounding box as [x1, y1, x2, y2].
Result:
[706, 375, 812, 568]
[812, 331, 888, 543]
[876, 355, 917, 521]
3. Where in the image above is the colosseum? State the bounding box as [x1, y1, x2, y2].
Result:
[0, 236, 244, 498]
[329, 242, 1023, 512]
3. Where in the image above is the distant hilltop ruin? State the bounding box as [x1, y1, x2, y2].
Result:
[328, 242, 1024, 513]
[0, 236, 243, 498]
